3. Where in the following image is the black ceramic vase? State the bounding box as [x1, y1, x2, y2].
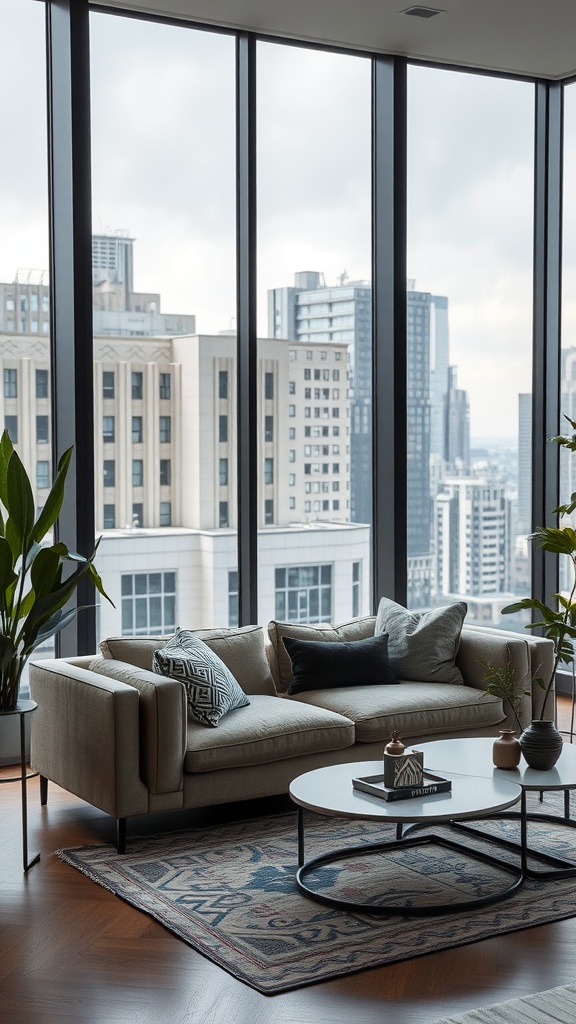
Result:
[519, 720, 563, 770]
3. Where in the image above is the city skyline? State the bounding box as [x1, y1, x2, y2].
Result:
[1, 0, 558, 441]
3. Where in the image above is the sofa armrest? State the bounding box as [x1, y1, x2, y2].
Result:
[29, 659, 150, 819]
[89, 658, 187, 795]
[457, 626, 556, 726]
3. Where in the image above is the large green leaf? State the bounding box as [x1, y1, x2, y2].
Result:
[530, 525, 576, 556]
[30, 547, 62, 599]
[0, 429, 13, 510]
[33, 446, 72, 542]
[5, 449, 35, 550]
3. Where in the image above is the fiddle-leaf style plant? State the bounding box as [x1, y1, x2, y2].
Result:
[502, 414, 576, 721]
[0, 429, 112, 712]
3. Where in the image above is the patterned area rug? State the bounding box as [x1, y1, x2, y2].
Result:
[434, 983, 576, 1023]
[59, 793, 576, 995]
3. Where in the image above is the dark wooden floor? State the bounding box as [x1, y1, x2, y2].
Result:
[3, 700, 576, 1024]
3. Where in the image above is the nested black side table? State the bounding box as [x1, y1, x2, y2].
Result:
[0, 700, 40, 871]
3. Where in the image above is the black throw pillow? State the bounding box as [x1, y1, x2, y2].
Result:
[283, 633, 396, 695]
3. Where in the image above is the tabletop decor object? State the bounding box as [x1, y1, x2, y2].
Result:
[383, 730, 424, 787]
[0, 429, 112, 712]
[492, 728, 522, 770]
[502, 413, 576, 769]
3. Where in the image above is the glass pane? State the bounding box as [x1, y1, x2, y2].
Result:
[0, 0, 53, 692]
[407, 67, 534, 628]
[90, 12, 236, 638]
[561, 85, 576, 639]
[257, 42, 372, 625]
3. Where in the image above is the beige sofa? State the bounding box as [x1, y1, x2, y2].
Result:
[29, 618, 554, 852]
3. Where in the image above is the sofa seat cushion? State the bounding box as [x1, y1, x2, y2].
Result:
[290, 682, 504, 742]
[184, 694, 355, 773]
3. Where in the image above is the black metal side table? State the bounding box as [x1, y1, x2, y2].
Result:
[0, 700, 40, 871]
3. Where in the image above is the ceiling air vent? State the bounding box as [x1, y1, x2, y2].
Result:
[403, 6, 444, 17]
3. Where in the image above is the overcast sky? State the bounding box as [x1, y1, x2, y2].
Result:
[3, 0, 576, 441]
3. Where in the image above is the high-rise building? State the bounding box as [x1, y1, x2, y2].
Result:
[517, 392, 532, 535]
[434, 477, 511, 612]
[269, 274, 471, 609]
[0, 234, 196, 339]
[268, 271, 372, 524]
[0, 327, 368, 636]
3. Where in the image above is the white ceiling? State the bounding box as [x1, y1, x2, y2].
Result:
[97, 0, 576, 81]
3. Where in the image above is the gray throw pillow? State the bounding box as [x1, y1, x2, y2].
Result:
[153, 629, 250, 727]
[374, 598, 467, 684]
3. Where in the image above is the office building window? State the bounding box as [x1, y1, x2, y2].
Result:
[274, 565, 332, 623]
[159, 372, 171, 399]
[219, 501, 229, 527]
[289, 496, 296, 510]
[219, 415, 228, 443]
[264, 457, 274, 484]
[219, 457, 228, 486]
[131, 371, 143, 399]
[228, 570, 238, 627]
[265, 371, 274, 399]
[264, 498, 274, 524]
[36, 415, 48, 444]
[36, 461, 50, 489]
[102, 416, 115, 443]
[352, 561, 360, 617]
[102, 370, 115, 399]
[264, 415, 273, 442]
[5, 416, 18, 444]
[159, 501, 172, 526]
[103, 503, 116, 529]
[132, 459, 144, 487]
[219, 369, 228, 399]
[160, 458, 171, 486]
[121, 571, 176, 636]
[4, 368, 17, 398]
[132, 503, 143, 527]
[132, 416, 143, 443]
[103, 460, 115, 487]
[159, 416, 171, 444]
[35, 369, 48, 398]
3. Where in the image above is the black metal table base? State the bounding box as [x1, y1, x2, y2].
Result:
[451, 790, 576, 881]
[295, 808, 524, 917]
[0, 701, 40, 872]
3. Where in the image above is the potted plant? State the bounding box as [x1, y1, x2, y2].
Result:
[0, 429, 112, 712]
[480, 656, 530, 768]
[501, 414, 576, 769]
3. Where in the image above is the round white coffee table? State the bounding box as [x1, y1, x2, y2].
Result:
[417, 737, 576, 880]
[289, 759, 523, 916]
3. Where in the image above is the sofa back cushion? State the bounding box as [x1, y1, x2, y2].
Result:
[100, 625, 276, 696]
[268, 616, 376, 694]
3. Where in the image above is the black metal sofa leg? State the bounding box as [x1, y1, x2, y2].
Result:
[40, 775, 48, 805]
[116, 818, 127, 854]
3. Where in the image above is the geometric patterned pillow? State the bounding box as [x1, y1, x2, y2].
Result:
[152, 628, 250, 727]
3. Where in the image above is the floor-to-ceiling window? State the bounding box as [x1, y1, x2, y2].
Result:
[406, 66, 534, 628]
[89, 12, 237, 637]
[256, 42, 372, 624]
[560, 82, 576, 604]
[4, 2, 568, 652]
[0, 0, 53, 684]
